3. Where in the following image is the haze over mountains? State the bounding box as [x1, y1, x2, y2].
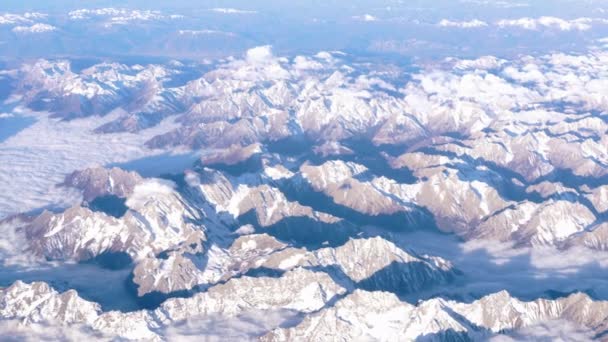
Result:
[1, 0, 608, 341]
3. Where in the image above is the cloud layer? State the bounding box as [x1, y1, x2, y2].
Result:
[12, 23, 56, 34]
[439, 19, 488, 28]
[439, 16, 608, 31]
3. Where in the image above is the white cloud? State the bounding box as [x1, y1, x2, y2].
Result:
[502, 64, 546, 84]
[178, 29, 235, 37]
[69, 8, 156, 20]
[453, 56, 505, 70]
[461, 0, 529, 8]
[352, 14, 378, 22]
[438, 19, 488, 28]
[491, 320, 595, 341]
[0, 320, 107, 341]
[0, 307, 298, 341]
[0, 12, 46, 25]
[496, 16, 608, 31]
[126, 179, 176, 210]
[461, 239, 608, 274]
[235, 224, 256, 235]
[436, 16, 608, 31]
[209, 8, 257, 14]
[246, 45, 274, 63]
[68, 8, 182, 25]
[315, 51, 334, 60]
[12, 23, 56, 34]
[293, 56, 324, 71]
[0, 108, 180, 219]
[163, 310, 299, 341]
[23, 12, 47, 20]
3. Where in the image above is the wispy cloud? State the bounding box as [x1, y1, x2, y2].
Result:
[12, 23, 56, 34]
[491, 320, 595, 341]
[438, 19, 488, 28]
[437, 16, 608, 31]
[68, 8, 182, 25]
[0, 107, 180, 218]
[352, 14, 378, 22]
[246, 45, 274, 63]
[496, 16, 608, 31]
[461, 0, 529, 8]
[178, 29, 236, 37]
[209, 8, 257, 14]
[0, 12, 47, 25]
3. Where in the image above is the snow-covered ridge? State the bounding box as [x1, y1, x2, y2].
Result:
[3, 279, 607, 341]
[263, 289, 608, 341]
[0, 268, 345, 340]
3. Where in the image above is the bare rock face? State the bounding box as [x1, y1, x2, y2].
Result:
[585, 185, 608, 214]
[199, 143, 262, 166]
[474, 200, 597, 246]
[131, 252, 204, 296]
[313, 141, 354, 158]
[218, 235, 456, 294]
[374, 151, 603, 247]
[63, 166, 143, 202]
[305, 237, 456, 292]
[434, 116, 608, 184]
[24, 206, 131, 261]
[153, 233, 456, 299]
[188, 167, 341, 227]
[298, 158, 512, 237]
[158, 267, 346, 321]
[526, 181, 576, 199]
[8, 178, 208, 299]
[564, 222, 608, 251]
[16, 60, 182, 126]
[300, 160, 405, 215]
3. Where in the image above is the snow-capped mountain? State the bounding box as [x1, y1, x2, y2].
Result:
[4, 279, 608, 341]
[263, 289, 608, 341]
[1, 43, 608, 341]
[0, 268, 346, 341]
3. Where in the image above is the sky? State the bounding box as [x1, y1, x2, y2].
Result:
[1, 0, 608, 62]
